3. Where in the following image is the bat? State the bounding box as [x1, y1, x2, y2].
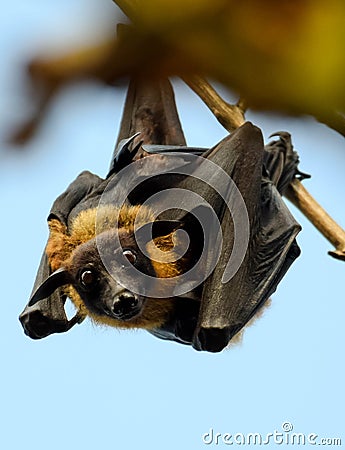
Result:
[19, 77, 304, 352]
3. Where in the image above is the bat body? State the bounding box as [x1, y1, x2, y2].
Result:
[19, 78, 304, 352]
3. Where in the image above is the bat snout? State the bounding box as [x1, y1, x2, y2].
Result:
[109, 290, 142, 321]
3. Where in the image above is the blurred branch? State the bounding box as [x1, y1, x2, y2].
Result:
[113, 0, 138, 20]
[10, 37, 120, 145]
[11, 1, 345, 144]
[10, 89, 55, 145]
[316, 110, 345, 138]
[184, 75, 345, 261]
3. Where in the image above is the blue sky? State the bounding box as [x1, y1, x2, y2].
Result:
[1, 2, 344, 449]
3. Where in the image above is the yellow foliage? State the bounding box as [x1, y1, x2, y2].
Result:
[114, 0, 345, 116]
[12, 0, 345, 143]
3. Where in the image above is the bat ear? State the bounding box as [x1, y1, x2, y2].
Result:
[28, 267, 73, 306]
[135, 220, 182, 244]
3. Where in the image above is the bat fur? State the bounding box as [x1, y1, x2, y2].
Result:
[45, 204, 188, 329]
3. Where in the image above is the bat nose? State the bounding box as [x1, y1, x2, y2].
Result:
[111, 291, 141, 320]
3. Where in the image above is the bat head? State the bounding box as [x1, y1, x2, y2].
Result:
[28, 220, 183, 327]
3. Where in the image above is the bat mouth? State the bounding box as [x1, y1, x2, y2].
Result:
[105, 290, 144, 321]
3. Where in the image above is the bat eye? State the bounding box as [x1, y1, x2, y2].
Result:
[123, 249, 137, 265]
[80, 269, 96, 287]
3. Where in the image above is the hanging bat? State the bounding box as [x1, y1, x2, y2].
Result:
[19, 77, 306, 352]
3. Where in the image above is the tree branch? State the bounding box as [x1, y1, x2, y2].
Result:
[285, 180, 345, 260]
[183, 76, 345, 261]
[113, 0, 138, 21]
[182, 75, 246, 132]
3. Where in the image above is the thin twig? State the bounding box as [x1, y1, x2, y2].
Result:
[286, 180, 345, 260]
[182, 75, 246, 131]
[184, 75, 345, 261]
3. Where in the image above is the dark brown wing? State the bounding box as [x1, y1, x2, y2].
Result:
[19, 171, 103, 339]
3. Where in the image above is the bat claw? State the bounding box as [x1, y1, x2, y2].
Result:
[328, 249, 345, 261]
[268, 131, 291, 142]
[108, 132, 143, 175]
